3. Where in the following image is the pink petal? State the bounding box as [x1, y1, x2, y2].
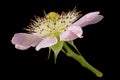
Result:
[87, 15, 103, 24]
[15, 45, 30, 50]
[35, 35, 57, 51]
[60, 30, 78, 41]
[60, 26, 83, 41]
[72, 11, 103, 28]
[68, 26, 83, 38]
[11, 33, 42, 50]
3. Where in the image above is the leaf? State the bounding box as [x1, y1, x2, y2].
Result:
[51, 41, 64, 63]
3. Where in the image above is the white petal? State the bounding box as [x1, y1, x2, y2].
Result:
[35, 35, 57, 51]
[60, 30, 78, 41]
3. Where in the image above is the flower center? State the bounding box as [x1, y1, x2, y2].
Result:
[26, 9, 81, 37]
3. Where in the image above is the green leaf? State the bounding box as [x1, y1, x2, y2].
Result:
[51, 41, 64, 63]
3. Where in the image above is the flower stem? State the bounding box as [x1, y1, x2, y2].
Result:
[63, 43, 103, 77]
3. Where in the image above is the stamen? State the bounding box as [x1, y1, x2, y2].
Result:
[26, 9, 82, 37]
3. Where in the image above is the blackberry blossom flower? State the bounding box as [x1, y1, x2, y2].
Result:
[11, 8, 103, 77]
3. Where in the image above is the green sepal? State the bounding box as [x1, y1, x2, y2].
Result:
[67, 41, 81, 55]
[50, 32, 64, 63]
[51, 41, 64, 63]
[47, 48, 51, 60]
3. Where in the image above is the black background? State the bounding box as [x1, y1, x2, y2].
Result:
[2, 0, 117, 80]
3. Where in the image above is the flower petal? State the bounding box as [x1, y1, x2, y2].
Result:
[60, 30, 78, 41]
[15, 45, 30, 50]
[60, 26, 83, 41]
[87, 15, 104, 24]
[72, 11, 103, 27]
[68, 26, 83, 38]
[11, 33, 42, 50]
[35, 35, 57, 51]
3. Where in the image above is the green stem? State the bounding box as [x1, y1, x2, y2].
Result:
[63, 43, 103, 77]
